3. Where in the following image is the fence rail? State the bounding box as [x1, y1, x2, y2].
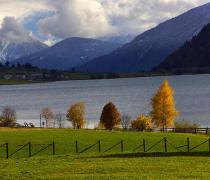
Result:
[0, 138, 210, 159]
[161, 128, 210, 134]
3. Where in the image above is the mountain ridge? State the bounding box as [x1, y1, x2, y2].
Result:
[76, 2, 210, 73]
[14, 37, 121, 70]
[154, 22, 210, 71]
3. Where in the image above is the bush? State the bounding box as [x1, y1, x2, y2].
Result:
[131, 115, 152, 131]
[0, 106, 16, 127]
[174, 119, 200, 129]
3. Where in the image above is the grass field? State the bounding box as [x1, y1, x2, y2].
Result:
[0, 128, 209, 179]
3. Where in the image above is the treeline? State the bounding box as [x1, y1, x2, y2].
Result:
[0, 61, 38, 70]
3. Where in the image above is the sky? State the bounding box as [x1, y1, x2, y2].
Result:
[0, 0, 209, 46]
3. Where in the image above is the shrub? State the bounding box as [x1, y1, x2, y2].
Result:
[174, 119, 200, 129]
[0, 106, 16, 127]
[131, 114, 152, 131]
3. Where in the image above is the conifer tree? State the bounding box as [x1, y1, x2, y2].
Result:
[151, 80, 178, 130]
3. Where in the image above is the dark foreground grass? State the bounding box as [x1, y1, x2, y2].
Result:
[0, 128, 209, 179]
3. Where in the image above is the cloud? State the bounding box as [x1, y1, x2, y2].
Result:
[0, 17, 34, 43]
[0, 0, 209, 43]
[102, 0, 210, 35]
[0, 0, 50, 24]
[37, 0, 210, 39]
[38, 0, 117, 39]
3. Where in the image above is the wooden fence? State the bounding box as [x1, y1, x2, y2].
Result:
[160, 128, 210, 134]
[1, 137, 210, 159]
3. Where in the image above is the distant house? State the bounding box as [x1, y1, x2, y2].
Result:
[3, 74, 13, 80]
[26, 73, 43, 81]
[15, 73, 26, 80]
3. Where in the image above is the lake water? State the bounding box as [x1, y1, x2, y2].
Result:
[0, 74, 210, 128]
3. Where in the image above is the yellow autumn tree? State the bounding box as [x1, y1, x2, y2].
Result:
[100, 102, 121, 130]
[131, 114, 152, 131]
[66, 102, 86, 129]
[151, 80, 178, 130]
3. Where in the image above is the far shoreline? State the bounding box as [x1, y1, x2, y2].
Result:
[1, 71, 210, 86]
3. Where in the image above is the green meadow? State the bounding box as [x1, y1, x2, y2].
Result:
[0, 128, 209, 179]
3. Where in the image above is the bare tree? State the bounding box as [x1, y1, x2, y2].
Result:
[54, 113, 66, 128]
[121, 113, 131, 130]
[0, 106, 16, 127]
[41, 107, 54, 128]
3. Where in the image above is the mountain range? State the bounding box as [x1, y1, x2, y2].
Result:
[14, 37, 121, 70]
[3, 3, 210, 73]
[0, 38, 47, 63]
[154, 22, 210, 72]
[76, 3, 210, 73]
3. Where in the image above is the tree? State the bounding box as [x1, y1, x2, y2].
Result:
[100, 102, 121, 130]
[41, 107, 54, 128]
[66, 102, 86, 129]
[121, 113, 131, 130]
[131, 114, 152, 131]
[55, 113, 66, 128]
[151, 80, 178, 130]
[0, 106, 16, 126]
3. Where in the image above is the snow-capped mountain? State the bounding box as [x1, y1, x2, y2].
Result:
[14, 37, 121, 70]
[77, 2, 210, 72]
[0, 39, 47, 63]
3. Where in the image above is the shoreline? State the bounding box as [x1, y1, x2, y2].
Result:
[1, 72, 210, 85]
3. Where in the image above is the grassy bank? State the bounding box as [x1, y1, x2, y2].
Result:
[0, 79, 30, 85]
[0, 128, 209, 179]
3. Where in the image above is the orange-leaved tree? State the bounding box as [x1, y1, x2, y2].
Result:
[66, 102, 86, 129]
[151, 80, 178, 130]
[100, 102, 121, 130]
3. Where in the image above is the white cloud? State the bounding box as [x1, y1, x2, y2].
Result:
[38, 0, 117, 39]
[0, 17, 33, 43]
[0, 0, 50, 24]
[0, 0, 209, 42]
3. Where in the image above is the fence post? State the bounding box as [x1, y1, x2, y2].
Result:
[206, 127, 209, 135]
[121, 140, 124, 152]
[52, 141, 55, 155]
[187, 137, 190, 152]
[98, 140, 101, 153]
[28, 142, 31, 157]
[6, 143, 8, 159]
[209, 139, 210, 152]
[76, 140, 78, 153]
[164, 137, 167, 153]
[143, 139, 146, 152]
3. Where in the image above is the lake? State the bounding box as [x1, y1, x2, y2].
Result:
[0, 74, 210, 128]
